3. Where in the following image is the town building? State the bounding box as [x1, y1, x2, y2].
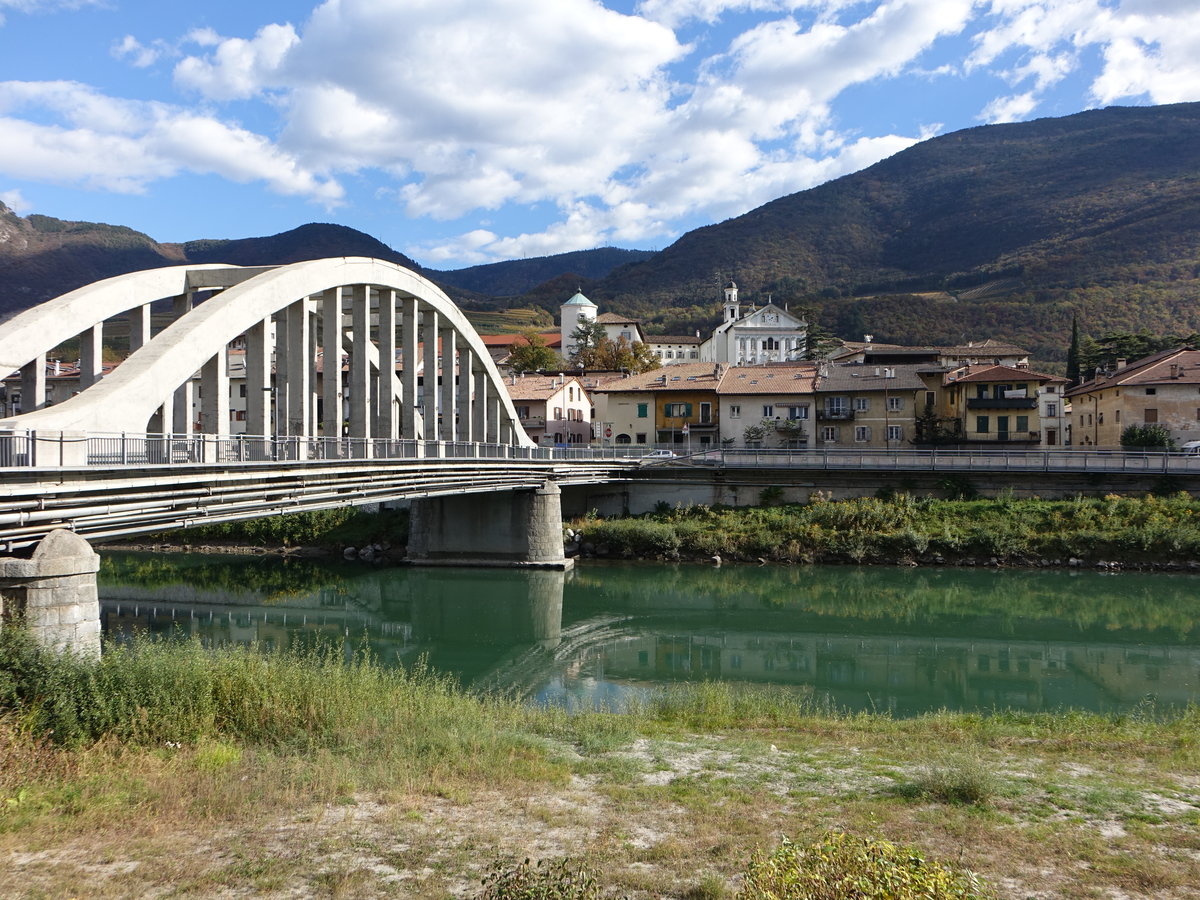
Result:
[644, 333, 703, 364]
[1065, 348, 1200, 448]
[943, 364, 1069, 447]
[813, 363, 926, 449]
[592, 362, 723, 449]
[717, 364, 818, 448]
[701, 281, 809, 365]
[503, 373, 593, 447]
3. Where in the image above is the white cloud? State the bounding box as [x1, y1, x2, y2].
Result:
[175, 23, 299, 101]
[112, 35, 166, 69]
[0, 80, 342, 202]
[0, 188, 31, 213]
[979, 90, 1039, 122]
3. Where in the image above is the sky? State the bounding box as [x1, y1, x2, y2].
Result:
[2, 1, 1199, 271]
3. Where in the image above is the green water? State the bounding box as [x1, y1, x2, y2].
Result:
[99, 553, 1200, 716]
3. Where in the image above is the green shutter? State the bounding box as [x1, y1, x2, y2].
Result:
[637, 403, 647, 418]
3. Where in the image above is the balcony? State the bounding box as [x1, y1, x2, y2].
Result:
[966, 397, 1037, 410]
[817, 409, 855, 422]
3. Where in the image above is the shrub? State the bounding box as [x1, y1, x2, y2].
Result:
[738, 832, 996, 899]
[478, 857, 614, 900]
[896, 755, 1000, 806]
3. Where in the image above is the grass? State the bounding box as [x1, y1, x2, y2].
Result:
[1, 631, 1199, 897]
[570, 491, 1200, 565]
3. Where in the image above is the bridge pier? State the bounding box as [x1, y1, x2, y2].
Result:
[406, 481, 570, 569]
[0, 530, 101, 657]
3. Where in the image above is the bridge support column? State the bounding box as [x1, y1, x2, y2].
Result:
[0, 530, 100, 658]
[406, 481, 570, 569]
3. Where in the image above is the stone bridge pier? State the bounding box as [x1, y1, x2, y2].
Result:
[406, 481, 569, 569]
[0, 529, 101, 657]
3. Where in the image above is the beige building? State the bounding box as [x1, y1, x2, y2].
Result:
[502, 373, 592, 447]
[943, 364, 1069, 447]
[717, 365, 819, 448]
[812, 363, 926, 449]
[1065, 348, 1200, 448]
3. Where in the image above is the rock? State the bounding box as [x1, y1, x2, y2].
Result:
[343, 546, 357, 560]
[1069, 557, 1082, 567]
[711, 555, 722, 566]
[359, 546, 376, 561]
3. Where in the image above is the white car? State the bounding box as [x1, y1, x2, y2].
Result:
[642, 448, 677, 459]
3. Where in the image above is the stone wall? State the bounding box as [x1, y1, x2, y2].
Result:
[0, 529, 101, 657]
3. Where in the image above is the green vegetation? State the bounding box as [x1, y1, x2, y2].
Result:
[570, 492, 1200, 565]
[2, 631, 1198, 897]
[147, 505, 408, 548]
[739, 833, 995, 899]
[1120, 423, 1175, 449]
[507, 329, 561, 373]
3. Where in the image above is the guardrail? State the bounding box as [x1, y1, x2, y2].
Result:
[0, 430, 650, 468]
[667, 447, 1200, 474]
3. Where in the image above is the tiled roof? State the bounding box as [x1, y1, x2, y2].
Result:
[593, 362, 723, 393]
[949, 364, 1066, 384]
[646, 334, 703, 344]
[479, 332, 561, 348]
[818, 363, 927, 392]
[717, 364, 818, 395]
[594, 312, 642, 325]
[1065, 347, 1200, 396]
[502, 374, 581, 401]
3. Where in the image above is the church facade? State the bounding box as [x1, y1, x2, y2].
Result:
[700, 281, 808, 365]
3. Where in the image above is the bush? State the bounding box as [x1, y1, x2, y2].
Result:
[738, 832, 996, 899]
[895, 755, 1001, 806]
[478, 857, 615, 900]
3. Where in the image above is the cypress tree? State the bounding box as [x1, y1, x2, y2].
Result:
[1066, 314, 1081, 385]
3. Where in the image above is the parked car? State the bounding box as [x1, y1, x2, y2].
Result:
[642, 448, 677, 459]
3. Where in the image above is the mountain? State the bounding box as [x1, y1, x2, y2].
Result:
[590, 102, 1200, 362]
[429, 247, 654, 296]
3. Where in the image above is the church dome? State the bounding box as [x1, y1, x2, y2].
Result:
[562, 291, 597, 307]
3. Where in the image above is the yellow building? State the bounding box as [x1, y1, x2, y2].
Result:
[944, 364, 1067, 447]
[1066, 348, 1200, 448]
[593, 362, 723, 449]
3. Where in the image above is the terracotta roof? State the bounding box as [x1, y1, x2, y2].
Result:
[646, 334, 703, 344]
[594, 312, 642, 325]
[479, 332, 561, 348]
[593, 362, 723, 393]
[502, 374, 583, 401]
[948, 364, 1066, 385]
[718, 364, 818, 395]
[1066, 347, 1200, 397]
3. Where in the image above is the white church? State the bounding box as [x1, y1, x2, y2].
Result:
[559, 280, 809, 366]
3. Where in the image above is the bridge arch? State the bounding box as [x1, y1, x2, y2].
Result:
[1, 258, 533, 448]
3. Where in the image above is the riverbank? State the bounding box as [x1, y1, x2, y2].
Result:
[567, 492, 1200, 571]
[2, 633, 1198, 898]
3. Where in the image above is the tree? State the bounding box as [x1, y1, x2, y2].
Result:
[590, 336, 661, 373]
[506, 330, 558, 373]
[1065, 314, 1081, 384]
[568, 320, 607, 366]
[1120, 423, 1174, 449]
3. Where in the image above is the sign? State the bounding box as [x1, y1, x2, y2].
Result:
[604, 427, 612, 437]
[682, 423, 690, 434]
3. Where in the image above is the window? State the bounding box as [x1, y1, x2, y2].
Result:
[553, 406, 563, 420]
[854, 397, 869, 411]
[516, 405, 530, 419]
[729, 404, 741, 418]
[664, 402, 692, 417]
[976, 415, 989, 434]
[1145, 408, 1158, 423]
[887, 425, 902, 443]
[620, 330, 632, 342]
[925, 391, 936, 408]
[887, 396, 903, 411]
[616, 433, 631, 444]
[997, 415, 1010, 436]
[689, 350, 699, 359]
[854, 425, 871, 442]
[1015, 415, 1029, 432]
[762, 404, 774, 418]
[786, 406, 808, 420]
[825, 398, 848, 416]
[821, 426, 838, 442]
[635, 433, 647, 444]
[1146, 387, 1157, 395]
[699, 402, 712, 423]
[239, 384, 247, 398]
[1115, 409, 1121, 423]
[637, 403, 648, 418]
[1045, 385, 1057, 394]
[1046, 402, 1058, 417]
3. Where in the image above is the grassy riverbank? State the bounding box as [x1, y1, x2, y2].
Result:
[570, 492, 1200, 566]
[2, 632, 1198, 898]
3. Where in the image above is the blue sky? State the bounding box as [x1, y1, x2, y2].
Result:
[2, 1, 1198, 270]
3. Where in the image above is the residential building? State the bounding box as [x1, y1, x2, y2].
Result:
[592, 362, 723, 448]
[645, 333, 703, 365]
[832, 338, 1030, 369]
[813, 363, 925, 448]
[593, 312, 645, 345]
[717, 364, 819, 448]
[944, 364, 1069, 447]
[1065, 348, 1200, 448]
[502, 373, 592, 447]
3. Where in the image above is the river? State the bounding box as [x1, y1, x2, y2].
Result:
[98, 553, 1200, 717]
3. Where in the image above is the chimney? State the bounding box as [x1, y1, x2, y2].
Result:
[1115, 358, 1127, 371]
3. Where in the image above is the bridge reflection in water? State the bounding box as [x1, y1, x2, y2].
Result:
[99, 555, 1200, 717]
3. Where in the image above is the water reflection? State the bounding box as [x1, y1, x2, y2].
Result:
[99, 553, 1200, 716]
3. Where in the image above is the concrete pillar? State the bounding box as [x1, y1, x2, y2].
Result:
[349, 286, 372, 443]
[20, 354, 46, 413]
[245, 318, 271, 440]
[378, 289, 398, 441]
[200, 348, 229, 435]
[172, 294, 196, 435]
[400, 295, 419, 439]
[474, 370, 489, 445]
[458, 346, 475, 443]
[321, 288, 344, 440]
[422, 308, 439, 440]
[128, 303, 151, 352]
[406, 481, 569, 568]
[440, 328, 457, 442]
[0, 530, 100, 658]
[285, 298, 311, 438]
[78, 324, 104, 389]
